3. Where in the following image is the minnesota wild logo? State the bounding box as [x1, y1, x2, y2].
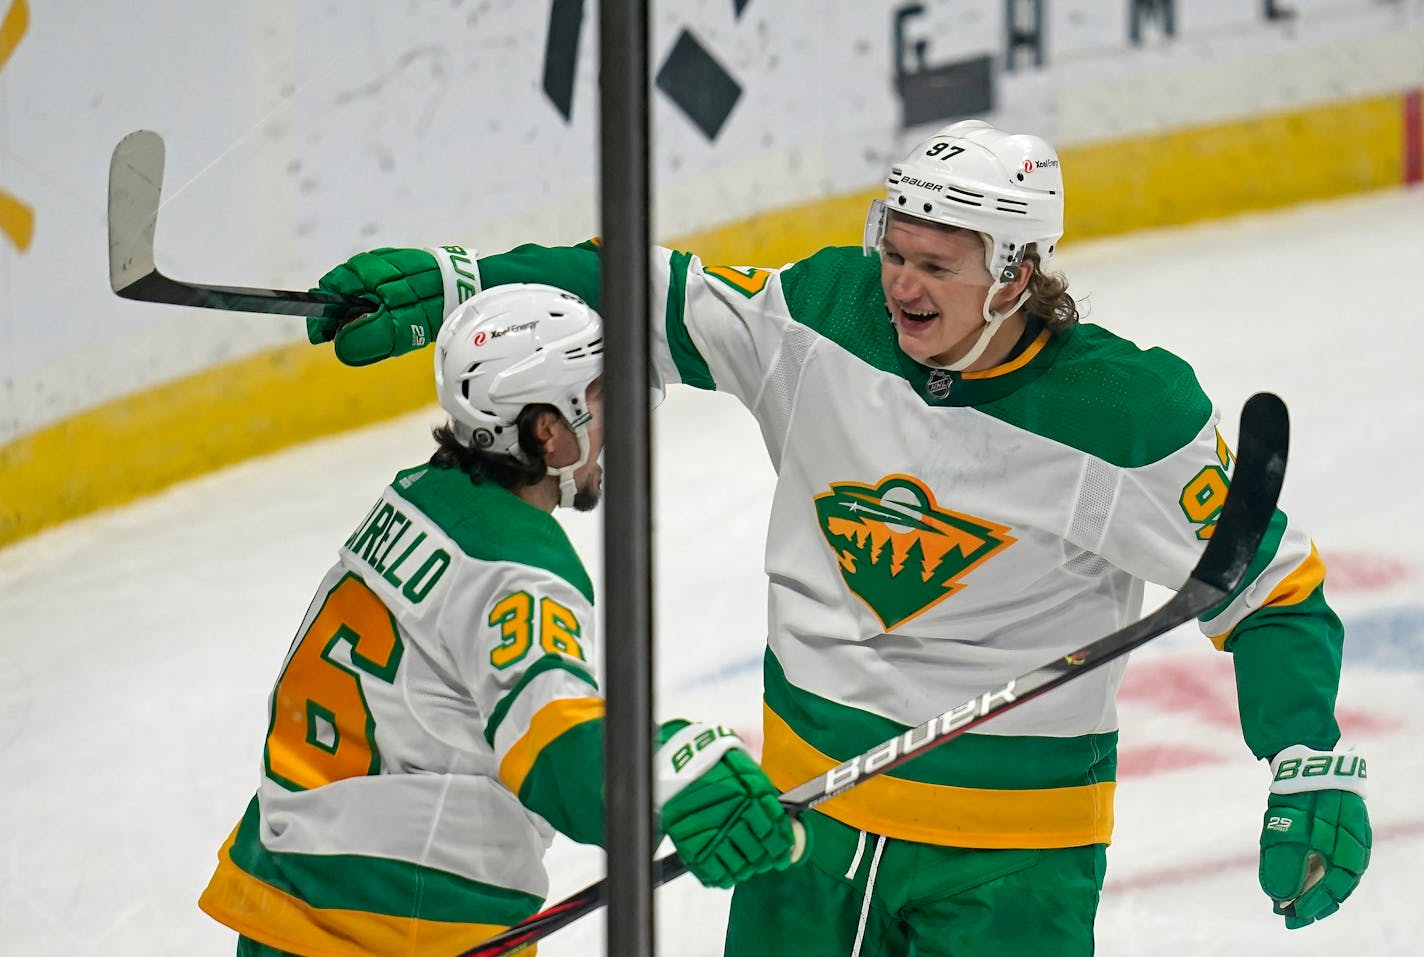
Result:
[815, 474, 1015, 630]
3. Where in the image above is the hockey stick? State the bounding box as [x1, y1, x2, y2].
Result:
[459, 391, 1290, 957]
[107, 129, 376, 321]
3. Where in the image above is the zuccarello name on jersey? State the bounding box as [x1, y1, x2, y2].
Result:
[344, 495, 452, 604]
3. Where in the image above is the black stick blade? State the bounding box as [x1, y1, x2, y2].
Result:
[1191, 391, 1288, 595]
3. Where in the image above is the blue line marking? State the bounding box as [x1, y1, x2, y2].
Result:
[1339, 604, 1424, 671]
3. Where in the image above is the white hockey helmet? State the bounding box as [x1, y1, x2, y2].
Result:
[435, 283, 603, 472]
[867, 119, 1064, 280]
[867, 120, 1065, 371]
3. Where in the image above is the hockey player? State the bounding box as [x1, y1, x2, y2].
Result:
[200, 283, 801, 957]
[304, 122, 1371, 955]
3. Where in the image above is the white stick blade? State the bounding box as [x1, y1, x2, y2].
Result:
[108, 129, 164, 292]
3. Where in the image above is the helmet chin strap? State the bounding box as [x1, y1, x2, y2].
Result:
[548, 425, 591, 509]
[934, 280, 1031, 372]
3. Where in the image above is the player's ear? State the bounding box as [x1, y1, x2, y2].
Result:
[529, 409, 559, 448]
[534, 410, 579, 467]
[1000, 258, 1033, 289]
[991, 259, 1034, 311]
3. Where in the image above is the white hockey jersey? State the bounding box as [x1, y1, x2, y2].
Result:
[201, 465, 606, 956]
[453, 239, 1345, 851]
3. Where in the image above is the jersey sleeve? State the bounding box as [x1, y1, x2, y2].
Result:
[646, 249, 797, 402]
[1096, 407, 1344, 760]
[443, 560, 609, 845]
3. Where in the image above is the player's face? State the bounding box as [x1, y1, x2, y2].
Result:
[880, 217, 1003, 368]
[571, 378, 604, 512]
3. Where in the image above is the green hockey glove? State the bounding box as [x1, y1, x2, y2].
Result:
[307, 247, 447, 365]
[1259, 745, 1371, 929]
[657, 722, 806, 888]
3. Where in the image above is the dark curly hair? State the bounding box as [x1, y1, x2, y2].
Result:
[429, 404, 557, 491]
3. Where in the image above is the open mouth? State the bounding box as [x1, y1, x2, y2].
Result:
[897, 307, 938, 328]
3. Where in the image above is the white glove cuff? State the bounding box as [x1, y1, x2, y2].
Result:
[426, 244, 482, 316]
[655, 722, 748, 808]
[1268, 744, 1368, 798]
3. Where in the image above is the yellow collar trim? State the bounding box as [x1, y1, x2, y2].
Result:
[961, 329, 1052, 380]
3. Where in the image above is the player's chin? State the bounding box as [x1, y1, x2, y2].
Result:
[893, 321, 941, 361]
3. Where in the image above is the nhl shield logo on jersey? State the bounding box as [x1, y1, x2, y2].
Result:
[926, 369, 953, 399]
[814, 474, 1015, 630]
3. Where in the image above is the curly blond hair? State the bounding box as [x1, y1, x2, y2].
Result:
[1021, 244, 1079, 333]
